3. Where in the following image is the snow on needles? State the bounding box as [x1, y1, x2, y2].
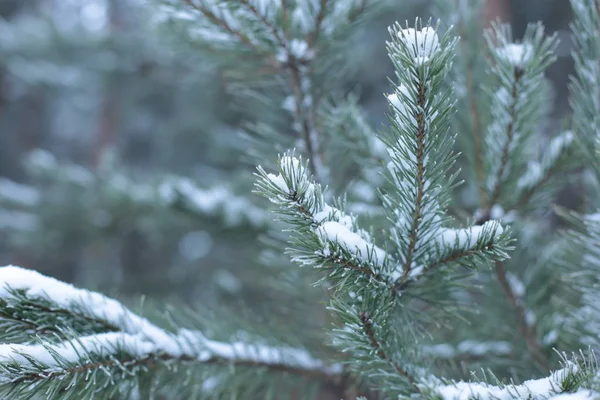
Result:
[497, 43, 534, 68]
[0, 265, 178, 353]
[317, 221, 387, 267]
[433, 365, 587, 400]
[261, 155, 393, 274]
[398, 26, 440, 65]
[436, 220, 504, 251]
[0, 265, 341, 376]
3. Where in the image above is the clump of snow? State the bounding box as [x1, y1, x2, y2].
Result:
[313, 204, 353, 229]
[518, 131, 574, 191]
[436, 220, 504, 250]
[506, 272, 526, 297]
[398, 26, 440, 64]
[497, 43, 534, 68]
[433, 365, 578, 399]
[546, 131, 574, 160]
[0, 265, 178, 354]
[289, 39, 314, 61]
[214, 269, 242, 294]
[317, 221, 387, 267]
[266, 173, 289, 193]
[26, 149, 94, 186]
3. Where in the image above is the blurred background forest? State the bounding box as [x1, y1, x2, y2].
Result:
[0, 0, 579, 307]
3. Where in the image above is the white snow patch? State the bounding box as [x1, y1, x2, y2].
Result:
[0, 266, 343, 377]
[436, 220, 504, 250]
[497, 43, 534, 68]
[433, 365, 577, 399]
[317, 221, 386, 267]
[398, 27, 440, 64]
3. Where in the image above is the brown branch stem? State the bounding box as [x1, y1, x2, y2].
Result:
[456, 6, 486, 206]
[183, 0, 264, 54]
[487, 68, 523, 208]
[359, 313, 421, 393]
[494, 261, 550, 371]
[401, 81, 428, 278]
[310, 0, 329, 46]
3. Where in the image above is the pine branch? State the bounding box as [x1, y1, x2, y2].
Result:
[401, 75, 428, 279]
[310, 0, 330, 46]
[514, 131, 574, 210]
[358, 312, 421, 393]
[482, 22, 557, 214]
[182, 0, 265, 54]
[494, 260, 550, 371]
[569, 0, 600, 180]
[255, 155, 395, 288]
[394, 220, 510, 293]
[429, 352, 598, 399]
[0, 266, 345, 398]
[238, 0, 286, 48]
[487, 67, 522, 208]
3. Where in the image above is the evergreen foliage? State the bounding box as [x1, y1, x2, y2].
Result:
[1, 0, 600, 399]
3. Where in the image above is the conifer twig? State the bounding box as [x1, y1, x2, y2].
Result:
[401, 81, 428, 279]
[182, 0, 264, 54]
[487, 67, 522, 208]
[494, 261, 550, 371]
[310, 0, 329, 46]
[359, 312, 421, 393]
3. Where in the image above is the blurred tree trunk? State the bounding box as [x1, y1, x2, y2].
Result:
[484, 0, 511, 24]
[91, 0, 124, 168]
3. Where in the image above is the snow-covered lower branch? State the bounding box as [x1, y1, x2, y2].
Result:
[0, 266, 344, 395]
[427, 361, 598, 400]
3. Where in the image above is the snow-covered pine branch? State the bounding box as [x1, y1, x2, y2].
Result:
[23, 149, 268, 229]
[483, 23, 558, 211]
[384, 21, 510, 292]
[426, 354, 599, 400]
[569, 0, 600, 179]
[160, 0, 375, 184]
[255, 21, 514, 398]
[0, 266, 344, 397]
[255, 154, 396, 289]
[515, 131, 575, 209]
